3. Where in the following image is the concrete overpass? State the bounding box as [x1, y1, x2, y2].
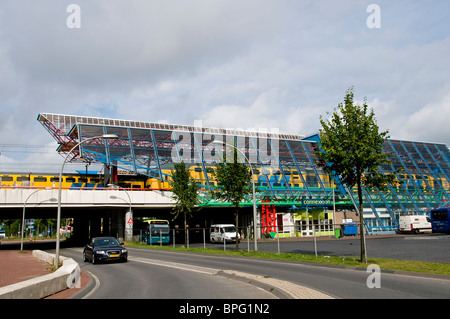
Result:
[0, 187, 175, 243]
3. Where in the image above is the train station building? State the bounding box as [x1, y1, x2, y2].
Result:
[32, 113, 450, 240]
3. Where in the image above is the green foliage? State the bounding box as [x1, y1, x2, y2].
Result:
[169, 161, 199, 222]
[1, 218, 57, 239]
[316, 87, 400, 263]
[169, 161, 200, 247]
[316, 87, 397, 189]
[0, 219, 21, 236]
[212, 148, 252, 207]
[211, 146, 253, 251]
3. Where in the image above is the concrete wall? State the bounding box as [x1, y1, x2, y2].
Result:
[0, 188, 175, 208]
[0, 250, 80, 299]
[0, 188, 175, 243]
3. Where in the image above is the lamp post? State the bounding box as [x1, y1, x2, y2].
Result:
[21, 187, 52, 251]
[109, 188, 132, 242]
[212, 140, 258, 252]
[55, 134, 118, 268]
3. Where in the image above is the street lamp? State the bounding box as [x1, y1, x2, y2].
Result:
[212, 140, 258, 252]
[21, 187, 52, 251]
[55, 134, 118, 268]
[109, 189, 132, 241]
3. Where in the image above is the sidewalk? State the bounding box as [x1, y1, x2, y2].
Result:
[0, 250, 90, 299]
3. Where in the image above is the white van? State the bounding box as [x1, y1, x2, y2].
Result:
[399, 215, 432, 234]
[210, 224, 241, 243]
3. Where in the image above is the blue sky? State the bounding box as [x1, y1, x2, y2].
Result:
[0, 0, 449, 171]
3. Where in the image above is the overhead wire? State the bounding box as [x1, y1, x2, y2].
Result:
[0, 144, 57, 154]
[0, 144, 103, 173]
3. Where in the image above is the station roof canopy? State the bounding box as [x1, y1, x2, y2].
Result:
[37, 112, 450, 233]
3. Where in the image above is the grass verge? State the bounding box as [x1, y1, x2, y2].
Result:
[125, 242, 450, 277]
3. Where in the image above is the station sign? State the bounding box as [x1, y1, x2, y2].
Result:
[301, 198, 333, 206]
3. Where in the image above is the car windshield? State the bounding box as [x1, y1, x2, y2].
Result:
[223, 227, 236, 233]
[94, 238, 120, 246]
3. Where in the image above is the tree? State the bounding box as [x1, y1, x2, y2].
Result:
[169, 161, 199, 247]
[316, 87, 398, 263]
[212, 146, 253, 251]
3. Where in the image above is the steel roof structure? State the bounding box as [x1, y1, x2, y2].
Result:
[38, 112, 450, 232]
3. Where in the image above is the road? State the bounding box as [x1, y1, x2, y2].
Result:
[190, 233, 450, 263]
[60, 244, 450, 300]
[62, 247, 277, 299]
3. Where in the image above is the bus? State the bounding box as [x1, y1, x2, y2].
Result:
[144, 220, 170, 244]
[430, 206, 450, 233]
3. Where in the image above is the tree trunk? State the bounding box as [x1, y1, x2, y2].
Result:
[357, 180, 367, 263]
[184, 212, 188, 248]
[235, 206, 239, 252]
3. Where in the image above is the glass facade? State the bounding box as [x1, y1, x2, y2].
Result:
[38, 113, 450, 232]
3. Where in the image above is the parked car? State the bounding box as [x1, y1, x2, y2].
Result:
[210, 224, 241, 243]
[83, 237, 128, 264]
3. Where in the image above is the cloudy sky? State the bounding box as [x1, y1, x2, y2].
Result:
[0, 0, 449, 172]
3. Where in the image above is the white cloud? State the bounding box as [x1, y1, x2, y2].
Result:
[0, 0, 450, 171]
[399, 91, 450, 143]
[201, 88, 283, 131]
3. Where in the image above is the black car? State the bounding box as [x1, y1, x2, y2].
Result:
[83, 237, 128, 264]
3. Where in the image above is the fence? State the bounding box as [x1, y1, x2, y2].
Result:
[127, 222, 362, 256]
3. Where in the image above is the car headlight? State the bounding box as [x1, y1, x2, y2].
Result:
[121, 249, 127, 253]
[95, 250, 106, 255]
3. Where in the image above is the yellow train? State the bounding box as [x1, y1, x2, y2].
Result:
[0, 171, 171, 190]
[6, 166, 442, 192]
[0, 166, 323, 191]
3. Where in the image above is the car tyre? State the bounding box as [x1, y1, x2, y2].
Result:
[91, 255, 96, 264]
[83, 251, 88, 262]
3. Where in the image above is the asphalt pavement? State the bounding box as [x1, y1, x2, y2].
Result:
[190, 232, 450, 263]
[255, 233, 450, 263]
[1, 233, 449, 299]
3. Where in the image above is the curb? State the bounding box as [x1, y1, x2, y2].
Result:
[0, 250, 81, 299]
[218, 270, 335, 299]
